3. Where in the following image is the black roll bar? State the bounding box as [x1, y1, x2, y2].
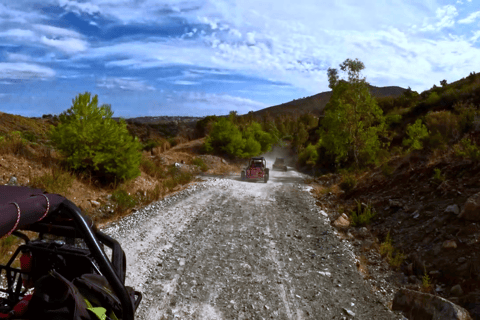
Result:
[61, 200, 134, 320]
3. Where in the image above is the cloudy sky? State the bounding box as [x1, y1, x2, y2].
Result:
[0, 0, 479, 117]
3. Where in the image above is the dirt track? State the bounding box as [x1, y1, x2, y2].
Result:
[103, 168, 404, 319]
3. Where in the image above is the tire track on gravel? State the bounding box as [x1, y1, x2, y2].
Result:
[103, 172, 405, 320]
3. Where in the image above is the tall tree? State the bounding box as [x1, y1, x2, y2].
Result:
[319, 58, 386, 166]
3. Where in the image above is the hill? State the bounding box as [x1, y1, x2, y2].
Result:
[252, 85, 407, 117]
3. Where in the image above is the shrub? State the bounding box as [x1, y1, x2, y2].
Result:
[111, 189, 137, 212]
[349, 201, 376, 227]
[432, 168, 446, 184]
[192, 157, 208, 172]
[140, 156, 166, 179]
[339, 174, 357, 192]
[426, 92, 440, 105]
[381, 163, 395, 177]
[142, 139, 160, 152]
[425, 111, 460, 147]
[421, 266, 432, 293]
[403, 119, 429, 151]
[30, 167, 74, 196]
[49, 92, 142, 183]
[379, 232, 405, 269]
[454, 137, 480, 162]
[298, 143, 319, 167]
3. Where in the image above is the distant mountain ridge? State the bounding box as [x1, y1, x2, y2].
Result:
[252, 85, 407, 117]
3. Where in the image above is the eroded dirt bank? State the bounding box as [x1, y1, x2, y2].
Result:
[103, 168, 405, 319]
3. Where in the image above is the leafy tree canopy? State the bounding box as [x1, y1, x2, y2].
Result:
[49, 92, 142, 183]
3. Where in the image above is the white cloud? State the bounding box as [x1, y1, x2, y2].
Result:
[0, 63, 56, 79]
[458, 11, 480, 24]
[33, 24, 83, 38]
[96, 77, 156, 91]
[420, 5, 458, 31]
[5, 53, 32, 62]
[57, 0, 101, 15]
[0, 25, 88, 55]
[471, 31, 480, 43]
[40, 36, 88, 54]
[173, 80, 199, 85]
[0, 3, 46, 23]
[170, 91, 267, 114]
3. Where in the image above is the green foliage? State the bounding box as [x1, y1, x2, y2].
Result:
[403, 119, 429, 151]
[49, 92, 142, 182]
[339, 173, 357, 192]
[379, 232, 405, 269]
[111, 189, 137, 212]
[320, 59, 386, 166]
[142, 139, 160, 152]
[203, 118, 276, 158]
[192, 157, 208, 172]
[298, 143, 319, 167]
[349, 200, 376, 227]
[454, 137, 480, 162]
[422, 266, 432, 292]
[425, 111, 459, 148]
[432, 168, 446, 183]
[426, 92, 441, 105]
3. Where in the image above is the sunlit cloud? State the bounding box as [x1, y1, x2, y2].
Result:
[96, 77, 156, 91]
[458, 11, 480, 24]
[0, 63, 56, 80]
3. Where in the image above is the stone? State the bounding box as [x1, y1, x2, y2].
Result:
[389, 199, 403, 208]
[7, 176, 17, 186]
[343, 308, 355, 317]
[445, 204, 460, 215]
[443, 240, 457, 249]
[458, 257, 466, 264]
[450, 285, 464, 297]
[90, 200, 101, 207]
[333, 214, 350, 229]
[393, 288, 472, 320]
[459, 192, 480, 221]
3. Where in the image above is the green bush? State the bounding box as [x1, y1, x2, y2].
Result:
[403, 119, 429, 151]
[192, 157, 208, 172]
[49, 92, 142, 183]
[426, 92, 441, 105]
[454, 137, 480, 162]
[432, 168, 446, 184]
[111, 189, 137, 212]
[298, 143, 319, 167]
[349, 201, 376, 227]
[339, 174, 357, 192]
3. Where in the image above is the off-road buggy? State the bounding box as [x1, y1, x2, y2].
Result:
[272, 158, 287, 172]
[241, 157, 269, 183]
[0, 185, 142, 320]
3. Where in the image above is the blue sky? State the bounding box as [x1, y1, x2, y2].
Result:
[0, 0, 479, 118]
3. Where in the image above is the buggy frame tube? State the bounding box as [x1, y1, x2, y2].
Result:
[62, 200, 134, 320]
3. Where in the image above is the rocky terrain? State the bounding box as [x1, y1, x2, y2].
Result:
[313, 150, 480, 319]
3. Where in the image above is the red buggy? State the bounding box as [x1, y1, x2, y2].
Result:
[241, 157, 269, 183]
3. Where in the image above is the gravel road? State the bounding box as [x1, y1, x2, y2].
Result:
[102, 167, 405, 320]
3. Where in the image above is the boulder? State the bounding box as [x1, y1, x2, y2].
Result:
[451, 285, 464, 297]
[393, 288, 472, 320]
[443, 240, 458, 249]
[445, 204, 460, 215]
[459, 192, 480, 221]
[333, 213, 350, 229]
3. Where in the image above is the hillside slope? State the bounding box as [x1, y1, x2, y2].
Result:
[253, 85, 406, 117]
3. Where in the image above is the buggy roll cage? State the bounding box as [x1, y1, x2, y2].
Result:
[0, 187, 141, 320]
